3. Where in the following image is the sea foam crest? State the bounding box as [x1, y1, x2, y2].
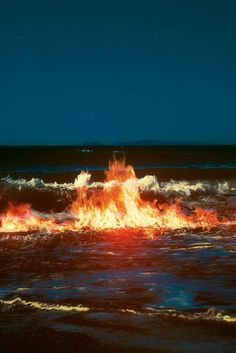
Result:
[1, 297, 235, 323]
[0, 297, 90, 312]
[1, 175, 232, 196]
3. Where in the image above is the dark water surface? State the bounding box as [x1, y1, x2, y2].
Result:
[0, 146, 236, 353]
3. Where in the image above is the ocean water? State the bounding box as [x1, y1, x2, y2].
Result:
[0, 146, 236, 353]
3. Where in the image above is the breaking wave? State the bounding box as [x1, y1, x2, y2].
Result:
[2, 174, 236, 196]
[0, 297, 90, 312]
[0, 158, 235, 234]
[1, 297, 235, 323]
[1, 174, 236, 217]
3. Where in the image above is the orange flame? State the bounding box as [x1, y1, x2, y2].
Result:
[0, 203, 61, 233]
[0, 157, 221, 235]
[71, 157, 219, 232]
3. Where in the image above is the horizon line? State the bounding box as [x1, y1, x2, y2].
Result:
[0, 143, 235, 147]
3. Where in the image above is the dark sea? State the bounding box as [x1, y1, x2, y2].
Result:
[0, 146, 236, 353]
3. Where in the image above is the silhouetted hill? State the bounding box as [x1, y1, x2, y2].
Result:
[83, 141, 104, 146]
[82, 139, 209, 146]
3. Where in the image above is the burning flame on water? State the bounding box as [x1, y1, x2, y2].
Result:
[0, 156, 223, 235]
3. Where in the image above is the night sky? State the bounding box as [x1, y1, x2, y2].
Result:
[0, 1, 235, 145]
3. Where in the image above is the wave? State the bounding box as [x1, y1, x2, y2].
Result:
[0, 297, 90, 312]
[1, 174, 235, 215]
[2, 175, 235, 196]
[1, 173, 235, 222]
[0, 159, 234, 234]
[138, 176, 233, 196]
[1, 296, 235, 323]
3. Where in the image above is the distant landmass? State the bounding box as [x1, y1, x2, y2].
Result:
[114, 139, 203, 146]
[83, 141, 104, 146]
[82, 139, 211, 146]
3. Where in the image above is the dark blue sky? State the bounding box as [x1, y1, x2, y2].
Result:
[0, 0, 235, 144]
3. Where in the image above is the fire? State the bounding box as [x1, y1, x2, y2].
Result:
[71, 157, 219, 231]
[0, 203, 61, 233]
[0, 156, 221, 235]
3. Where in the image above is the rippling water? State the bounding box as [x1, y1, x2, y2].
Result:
[0, 146, 236, 353]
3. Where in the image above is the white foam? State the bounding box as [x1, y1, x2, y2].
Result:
[0, 297, 90, 312]
[144, 307, 236, 322]
[1, 175, 233, 197]
[137, 176, 228, 196]
[2, 176, 75, 191]
[1, 297, 235, 322]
